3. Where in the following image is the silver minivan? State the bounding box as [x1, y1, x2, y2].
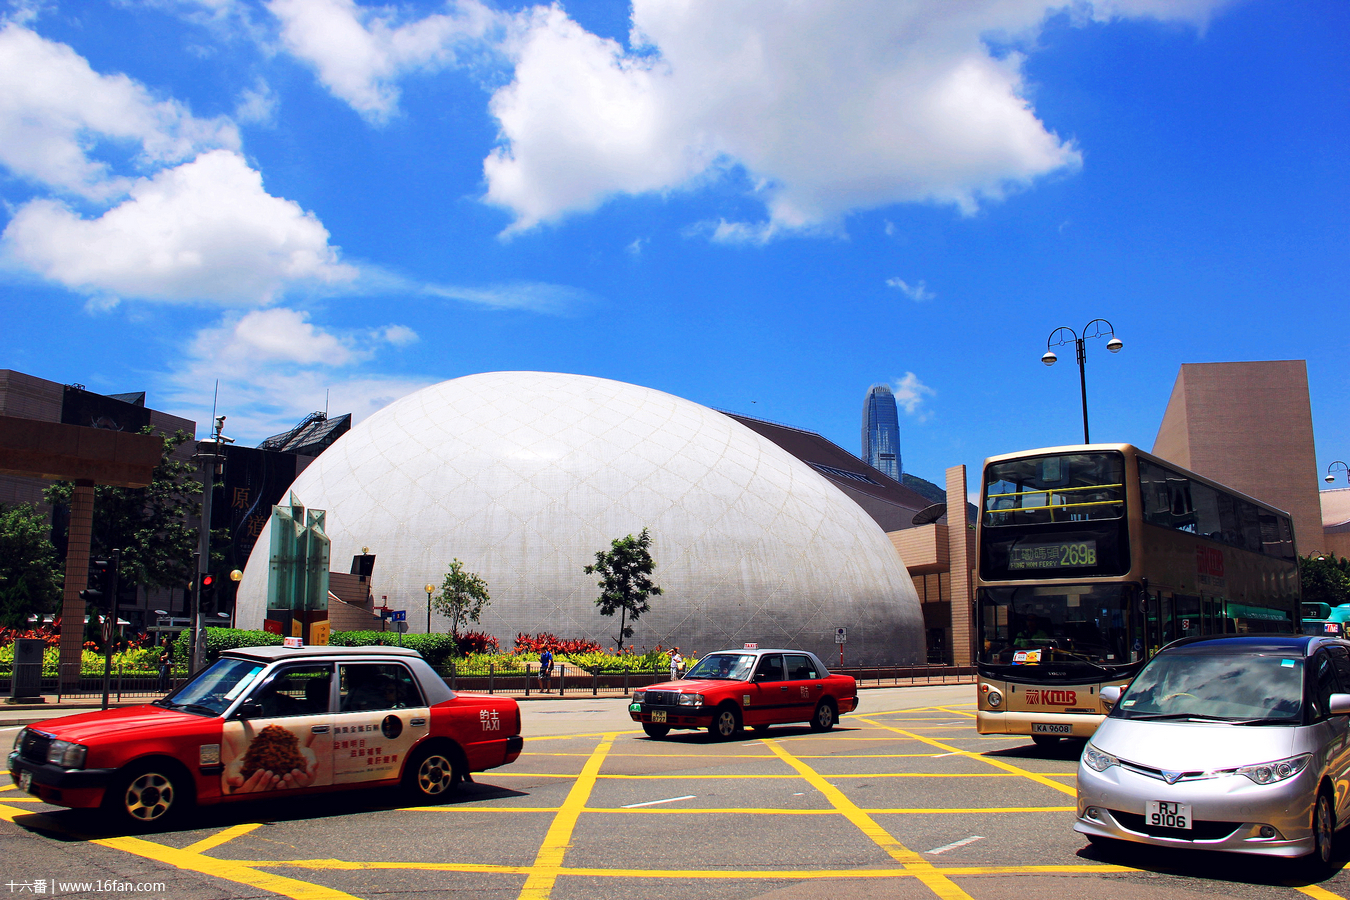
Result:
[1075, 635, 1350, 870]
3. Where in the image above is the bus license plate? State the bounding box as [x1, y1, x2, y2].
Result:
[1032, 723, 1072, 734]
[1146, 801, 1191, 830]
[651, 710, 667, 723]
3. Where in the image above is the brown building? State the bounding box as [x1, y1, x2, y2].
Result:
[1153, 360, 1323, 555]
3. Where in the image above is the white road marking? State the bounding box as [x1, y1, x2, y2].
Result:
[930, 751, 960, 758]
[927, 835, 985, 855]
[622, 794, 697, 808]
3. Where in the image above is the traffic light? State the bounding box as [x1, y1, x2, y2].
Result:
[199, 572, 217, 616]
[79, 558, 112, 607]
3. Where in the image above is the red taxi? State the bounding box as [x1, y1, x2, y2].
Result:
[8, 646, 522, 827]
[629, 648, 858, 739]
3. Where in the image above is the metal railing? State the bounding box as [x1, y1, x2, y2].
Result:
[0, 663, 976, 703]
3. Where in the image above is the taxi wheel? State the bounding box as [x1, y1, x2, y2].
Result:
[642, 724, 671, 739]
[810, 700, 836, 732]
[106, 762, 188, 830]
[404, 746, 462, 803]
[709, 706, 742, 740]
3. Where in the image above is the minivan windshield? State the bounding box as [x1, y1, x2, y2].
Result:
[1114, 652, 1303, 723]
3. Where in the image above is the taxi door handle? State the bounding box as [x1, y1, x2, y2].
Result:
[311, 725, 330, 734]
[779, 686, 788, 692]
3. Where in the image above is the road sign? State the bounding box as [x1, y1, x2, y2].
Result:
[391, 610, 407, 622]
[835, 627, 847, 644]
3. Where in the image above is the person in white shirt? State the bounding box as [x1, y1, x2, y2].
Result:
[669, 648, 684, 681]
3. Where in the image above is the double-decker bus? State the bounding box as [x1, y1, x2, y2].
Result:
[975, 443, 1300, 745]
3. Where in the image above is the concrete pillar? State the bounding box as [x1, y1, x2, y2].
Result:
[59, 480, 95, 689]
[945, 465, 974, 666]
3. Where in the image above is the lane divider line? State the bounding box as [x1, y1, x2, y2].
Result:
[517, 732, 616, 900]
[764, 740, 976, 900]
[926, 836, 984, 855]
[622, 795, 696, 809]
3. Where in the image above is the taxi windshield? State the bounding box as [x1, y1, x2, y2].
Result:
[157, 657, 266, 716]
[1114, 652, 1303, 722]
[684, 653, 756, 681]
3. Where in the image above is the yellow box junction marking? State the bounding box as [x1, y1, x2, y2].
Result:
[858, 718, 1077, 798]
[764, 739, 975, 900]
[95, 835, 363, 900]
[183, 822, 263, 854]
[517, 731, 616, 900]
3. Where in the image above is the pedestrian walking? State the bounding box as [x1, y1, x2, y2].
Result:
[157, 636, 174, 692]
[538, 647, 554, 693]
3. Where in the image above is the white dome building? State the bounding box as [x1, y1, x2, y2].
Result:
[235, 372, 924, 665]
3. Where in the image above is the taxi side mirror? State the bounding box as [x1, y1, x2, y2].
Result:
[1329, 693, 1350, 716]
[1100, 686, 1122, 706]
[236, 701, 264, 719]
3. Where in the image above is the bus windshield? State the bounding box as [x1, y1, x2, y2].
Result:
[984, 452, 1125, 527]
[979, 584, 1132, 670]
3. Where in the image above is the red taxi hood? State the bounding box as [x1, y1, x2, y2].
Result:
[28, 704, 212, 743]
[647, 678, 744, 694]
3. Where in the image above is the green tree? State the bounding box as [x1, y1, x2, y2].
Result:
[0, 503, 64, 628]
[585, 527, 663, 654]
[45, 429, 205, 597]
[1301, 553, 1350, 608]
[433, 558, 491, 644]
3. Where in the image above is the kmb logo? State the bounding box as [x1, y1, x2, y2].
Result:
[1196, 546, 1225, 578]
[1025, 689, 1076, 706]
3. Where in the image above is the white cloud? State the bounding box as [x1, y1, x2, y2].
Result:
[483, 0, 1226, 235]
[886, 277, 935, 302]
[235, 78, 279, 125]
[268, 0, 499, 122]
[380, 323, 419, 345]
[893, 371, 936, 419]
[0, 22, 239, 198]
[161, 307, 431, 442]
[1, 149, 357, 306]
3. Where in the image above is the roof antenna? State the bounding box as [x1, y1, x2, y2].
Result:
[208, 380, 219, 439]
[325, 389, 329, 418]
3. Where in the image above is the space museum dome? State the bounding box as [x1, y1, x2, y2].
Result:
[235, 372, 924, 665]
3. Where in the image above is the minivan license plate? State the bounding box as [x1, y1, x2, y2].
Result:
[651, 710, 667, 723]
[1146, 800, 1191, 830]
[18, 771, 33, 794]
[1032, 723, 1072, 734]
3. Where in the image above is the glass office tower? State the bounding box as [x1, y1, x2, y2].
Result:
[861, 384, 902, 480]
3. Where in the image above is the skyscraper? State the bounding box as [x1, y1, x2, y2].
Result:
[862, 384, 902, 481]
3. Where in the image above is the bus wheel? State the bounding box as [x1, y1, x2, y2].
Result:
[1032, 735, 1061, 747]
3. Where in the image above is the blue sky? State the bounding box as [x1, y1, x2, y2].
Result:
[1, 0, 1346, 501]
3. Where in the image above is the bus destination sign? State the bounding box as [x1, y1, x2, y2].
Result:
[1009, 540, 1098, 570]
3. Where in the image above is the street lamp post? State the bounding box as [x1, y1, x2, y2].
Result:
[1327, 461, 1349, 485]
[425, 583, 436, 633]
[1041, 319, 1123, 444]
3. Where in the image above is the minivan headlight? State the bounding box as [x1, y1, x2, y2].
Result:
[1237, 753, 1311, 785]
[45, 740, 87, 769]
[678, 693, 705, 707]
[1083, 743, 1119, 772]
[12, 728, 27, 751]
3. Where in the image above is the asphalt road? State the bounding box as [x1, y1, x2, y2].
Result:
[3, 686, 1349, 900]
